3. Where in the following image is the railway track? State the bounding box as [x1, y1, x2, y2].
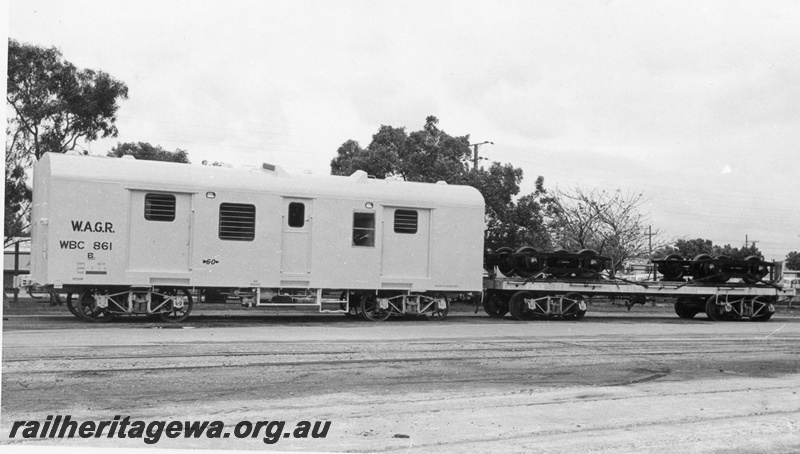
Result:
[4, 342, 798, 364]
[3, 319, 799, 453]
[4, 334, 797, 377]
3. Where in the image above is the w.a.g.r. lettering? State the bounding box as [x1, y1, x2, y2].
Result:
[71, 220, 114, 233]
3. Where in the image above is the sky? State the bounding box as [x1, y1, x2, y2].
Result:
[5, 0, 800, 260]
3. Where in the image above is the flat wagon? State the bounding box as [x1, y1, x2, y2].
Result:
[482, 275, 793, 321]
[482, 247, 792, 322]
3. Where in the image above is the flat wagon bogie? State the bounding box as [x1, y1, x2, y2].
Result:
[30, 153, 485, 321]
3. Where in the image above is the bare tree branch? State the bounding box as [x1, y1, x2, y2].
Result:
[548, 186, 661, 270]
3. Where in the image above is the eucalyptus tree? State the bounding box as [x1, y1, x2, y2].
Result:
[5, 39, 128, 245]
[331, 116, 553, 251]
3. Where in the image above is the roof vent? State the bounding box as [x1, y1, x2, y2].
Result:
[349, 170, 369, 184]
[261, 163, 288, 177]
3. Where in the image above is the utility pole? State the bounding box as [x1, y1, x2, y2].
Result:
[645, 225, 656, 280]
[745, 234, 759, 249]
[641, 225, 657, 257]
[469, 141, 493, 170]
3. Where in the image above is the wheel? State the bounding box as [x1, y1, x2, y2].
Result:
[482, 292, 509, 318]
[674, 298, 698, 319]
[562, 292, 587, 320]
[577, 249, 603, 279]
[705, 295, 731, 322]
[749, 296, 774, 322]
[508, 291, 537, 320]
[658, 254, 685, 281]
[495, 247, 515, 277]
[743, 256, 768, 284]
[75, 288, 118, 323]
[513, 246, 540, 278]
[65, 292, 81, 318]
[549, 250, 572, 278]
[423, 293, 449, 321]
[360, 293, 391, 321]
[154, 288, 193, 323]
[692, 253, 721, 281]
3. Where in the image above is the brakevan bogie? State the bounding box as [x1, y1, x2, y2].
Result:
[20, 153, 794, 323]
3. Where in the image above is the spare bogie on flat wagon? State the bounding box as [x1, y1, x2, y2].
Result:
[484, 247, 612, 280]
[28, 153, 485, 322]
[653, 254, 776, 285]
[483, 245, 788, 322]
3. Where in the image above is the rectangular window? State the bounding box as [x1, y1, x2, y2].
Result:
[353, 212, 375, 247]
[219, 203, 256, 241]
[288, 202, 305, 228]
[394, 209, 418, 234]
[144, 193, 176, 222]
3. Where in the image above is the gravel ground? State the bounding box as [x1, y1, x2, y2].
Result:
[2, 301, 800, 453]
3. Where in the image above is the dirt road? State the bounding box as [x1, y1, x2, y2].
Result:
[2, 312, 799, 452]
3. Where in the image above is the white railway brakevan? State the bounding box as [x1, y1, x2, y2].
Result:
[29, 153, 485, 322]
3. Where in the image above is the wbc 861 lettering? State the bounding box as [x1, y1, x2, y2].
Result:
[59, 241, 113, 251]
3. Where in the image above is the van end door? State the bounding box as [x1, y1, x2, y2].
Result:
[280, 198, 312, 276]
[127, 191, 192, 272]
[381, 207, 430, 278]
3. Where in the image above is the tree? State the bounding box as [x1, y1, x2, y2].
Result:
[108, 142, 190, 163]
[711, 243, 763, 260]
[463, 166, 553, 251]
[548, 187, 657, 269]
[7, 39, 129, 160]
[331, 116, 471, 182]
[655, 238, 715, 259]
[784, 251, 800, 270]
[330, 116, 552, 251]
[512, 180, 554, 249]
[401, 118, 472, 183]
[330, 138, 397, 178]
[5, 39, 128, 245]
[4, 139, 32, 247]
